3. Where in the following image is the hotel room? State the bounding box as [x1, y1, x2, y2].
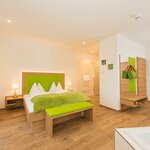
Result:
[0, 0, 150, 150]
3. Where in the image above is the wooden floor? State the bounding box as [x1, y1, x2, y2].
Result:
[1, 96, 150, 150]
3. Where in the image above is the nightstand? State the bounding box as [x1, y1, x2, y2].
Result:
[5, 95, 23, 109]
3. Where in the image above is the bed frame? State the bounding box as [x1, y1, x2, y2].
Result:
[22, 72, 65, 131]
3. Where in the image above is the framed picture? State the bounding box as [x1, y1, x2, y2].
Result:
[101, 59, 106, 65]
[108, 64, 113, 70]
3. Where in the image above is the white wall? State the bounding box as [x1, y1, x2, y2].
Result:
[100, 35, 120, 110]
[100, 34, 146, 110]
[0, 35, 96, 109]
[117, 34, 146, 58]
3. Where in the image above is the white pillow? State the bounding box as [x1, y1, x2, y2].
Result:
[54, 83, 67, 94]
[29, 83, 40, 95]
[38, 83, 45, 92]
[56, 83, 63, 92]
[49, 82, 57, 93]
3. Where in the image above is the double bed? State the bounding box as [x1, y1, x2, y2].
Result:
[22, 72, 90, 131]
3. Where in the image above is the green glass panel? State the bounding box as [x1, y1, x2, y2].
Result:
[128, 57, 136, 92]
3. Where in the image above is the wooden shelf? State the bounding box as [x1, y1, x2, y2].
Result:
[121, 95, 147, 109]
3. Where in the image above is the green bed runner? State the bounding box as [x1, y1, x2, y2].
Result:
[31, 92, 90, 113]
[45, 102, 93, 117]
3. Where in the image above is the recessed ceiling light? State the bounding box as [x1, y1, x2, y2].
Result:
[7, 19, 12, 23]
[82, 41, 86, 45]
[90, 50, 94, 53]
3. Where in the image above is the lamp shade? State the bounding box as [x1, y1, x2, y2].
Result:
[68, 81, 72, 86]
[12, 83, 18, 89]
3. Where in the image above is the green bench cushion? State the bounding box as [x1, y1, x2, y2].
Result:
[45, 102, 93, 117]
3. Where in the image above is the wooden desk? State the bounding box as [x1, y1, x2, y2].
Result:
[121, 95, 147, 109]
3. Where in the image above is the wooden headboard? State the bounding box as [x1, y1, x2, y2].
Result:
[22, 72, 65, 95]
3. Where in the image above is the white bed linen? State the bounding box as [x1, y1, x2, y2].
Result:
[24, 95, 34, 113]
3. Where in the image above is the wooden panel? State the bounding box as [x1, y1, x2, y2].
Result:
[23, 100, 45, 122]
[84, 109, 93, 121]
[120, 62, 129, 97]
[54, 112, 82, 124]
[137, 57, 146, 96]
[45, 113, 53, 137]
[121, 95, 147, 102]
[120, 62, 135, 97]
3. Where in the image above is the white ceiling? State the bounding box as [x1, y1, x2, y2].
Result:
[1, 0, 150, 54]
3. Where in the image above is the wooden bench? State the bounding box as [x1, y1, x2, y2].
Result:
[45, 102, 93, 137]
[121, 95, 147, 110]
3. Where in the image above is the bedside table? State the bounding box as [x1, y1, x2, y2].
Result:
[5, 95, 23, 109]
